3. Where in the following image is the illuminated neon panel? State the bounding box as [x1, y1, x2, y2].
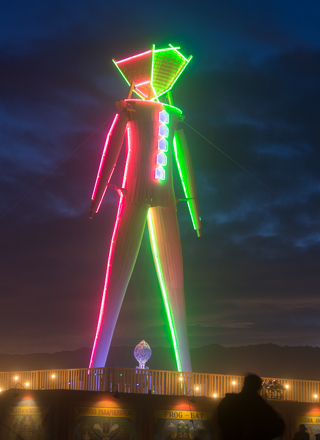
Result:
[158, 138, 168, 151]
[159, 110, 169, 124]
[159, 125, 169, 138]
[152, 48, 190, 100]
[155, 109, 169, 180]
[157, 152, 167, 166]
[155, 166, 165, 180]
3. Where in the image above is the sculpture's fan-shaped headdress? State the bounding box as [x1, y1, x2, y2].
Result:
[113, 44, 192, 101]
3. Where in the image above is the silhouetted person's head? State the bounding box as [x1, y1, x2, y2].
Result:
[242, 374, 263, 393]
[298, 424, 307, 432]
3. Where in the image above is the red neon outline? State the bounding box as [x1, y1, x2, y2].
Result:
[91, 114, 119, 202]
[135, 80, 151, 99]
[135, 87, 148, 98]
[122, 125, 132, 188]
[116, 50, 151, 65]
[135, 80, 150, 87]
[89, 126, 132, 369]
[125, 99, 163, 106]
[96, 186, 108, 213]
[89, 198, 125, 368]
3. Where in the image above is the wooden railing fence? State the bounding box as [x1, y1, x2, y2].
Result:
[0, 367, 319, 403]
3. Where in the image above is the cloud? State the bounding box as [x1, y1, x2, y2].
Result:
[1, 0, 320, 356]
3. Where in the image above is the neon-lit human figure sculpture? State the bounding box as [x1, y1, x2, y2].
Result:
[89, 45, 201, 372]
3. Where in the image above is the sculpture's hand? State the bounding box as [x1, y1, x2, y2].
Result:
[89, 207, 95, 219]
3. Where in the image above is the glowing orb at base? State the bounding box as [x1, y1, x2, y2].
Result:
[134, 340, 152, 369]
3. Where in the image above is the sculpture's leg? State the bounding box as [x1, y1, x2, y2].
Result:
[147, 206, 192, 372]
[89, 198, 149, 368]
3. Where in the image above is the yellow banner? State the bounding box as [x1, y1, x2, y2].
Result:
[154, 410, 212, 421]
[295, 416, 320, 426]
[6, 406, 47, 416]
[74, 407, 136, 422]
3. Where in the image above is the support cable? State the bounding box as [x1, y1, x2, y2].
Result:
[0, 116, 115, 221]
[183, 120, 320, 231]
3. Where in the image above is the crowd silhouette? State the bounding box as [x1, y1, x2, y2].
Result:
[217, 374, 285, 440]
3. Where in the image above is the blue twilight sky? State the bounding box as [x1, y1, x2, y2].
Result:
[1, 0, 320, 357]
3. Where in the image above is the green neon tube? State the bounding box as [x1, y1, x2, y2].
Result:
[154, 46, 181, 53]
[150, 44, 160, 102]
[151, 47, 191, 100]
[147, 209, 183, 372]
[173, 135, 197, 230]
[163, 103, 182, 114]
[112, 59, 146, 100]
[169, 44, 188, 62]
[112, 59, 130, 86]
[164, 56, 192, 97]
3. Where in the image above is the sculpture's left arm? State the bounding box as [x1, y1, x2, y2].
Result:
[89, 112, 128, 218]
[173, 128, 202, 237]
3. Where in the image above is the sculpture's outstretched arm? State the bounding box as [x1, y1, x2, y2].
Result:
[90, 112, 128, 218]
[173, 128, 202, 237]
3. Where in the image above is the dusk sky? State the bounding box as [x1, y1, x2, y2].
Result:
[1, 0, 320, 358]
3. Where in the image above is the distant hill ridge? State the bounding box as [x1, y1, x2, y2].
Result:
[0, 344, 319, 381]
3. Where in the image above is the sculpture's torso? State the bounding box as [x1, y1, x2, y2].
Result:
[123, 99, 181, 209]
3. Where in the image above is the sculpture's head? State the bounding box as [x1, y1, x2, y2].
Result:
[113, 44, 192, 101]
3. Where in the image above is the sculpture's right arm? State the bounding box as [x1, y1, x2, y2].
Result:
[174, 128, 202, 237]
[89, 112, 128, 218]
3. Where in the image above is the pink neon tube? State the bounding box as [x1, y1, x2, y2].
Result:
[116, 50, 151, 65]
[91, 114, 119, 201]
[89, 197, 125, 368]
[89, 126, 132, 369]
